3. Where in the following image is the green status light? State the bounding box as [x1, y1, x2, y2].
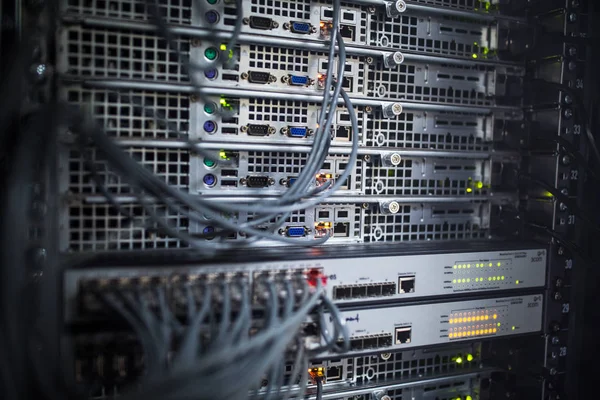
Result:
[466, 354, 474, 362]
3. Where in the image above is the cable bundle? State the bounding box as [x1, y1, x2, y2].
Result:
[96, 277, 348, 400]
[71, 0, 359, 250]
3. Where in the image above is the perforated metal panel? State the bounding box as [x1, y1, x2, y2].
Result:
[411, 0, 480, 11]
[362, 202, 489, 243]
[250, 0, 311, 20]
[367, 12, 493, 58]
[68, 147, 190, 194]
[67, 203, 189, 251]
[59, 27, 189, 81]
[61, 0, 193, 23]
[62, 86, 191, 139]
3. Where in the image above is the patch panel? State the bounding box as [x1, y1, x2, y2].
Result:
[324, 295, 543, 355]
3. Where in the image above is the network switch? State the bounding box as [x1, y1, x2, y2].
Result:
[63, 245, 545, 321]
[323, 294, 543, 355]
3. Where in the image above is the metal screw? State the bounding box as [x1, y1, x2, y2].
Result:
[380, 353, 392, 360]
[386, 0, 407, 17]
[568, 13, 577, 23]
[562, 154, 572, 165]
[552, 323, 561, 332]
[283, 22, 290, 30]
[552, 336, 560, 345]
[568, 61, 577, 71]
[558, 246, 565, 255]
[561, 188, 569, 196]
[549, 368, 557, 376]
[564, 95, 573, 104]
[365, 106, 373, 113]
[241, 72, 249, 79]
[272, 21, 279, 28]
[242, 17, 249, 25]
[366, 56, 374, 64]
[387, 201, 400, 214]
[384, 51, 404, 67]
[190, 95, 198, 102]
[568, 47, 577, 56]
[362, 203, 369, 209]
[559, 202, 568, 211]
[191, 38, 201, 47]
[30, 63, 48, 83]
[382, 102, 403, 118]
[363, 155, 371, 162]
[563, 109, 573, 119]
[556, 278, 563, 287]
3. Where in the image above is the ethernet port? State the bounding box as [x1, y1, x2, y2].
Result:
[398, 275, 415, 294]
[333, 222, 349, 237]
[395, 326, 412, 344]
[326, 366, 342, 381]
[340, 24, 355, 41]
[367, 285, 382, 297]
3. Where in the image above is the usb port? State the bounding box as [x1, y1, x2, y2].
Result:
[221, 127, 238, 134]
[221, 169, 238, 177]
[223, 73, 239, 82]
[221, 180, 238, 187]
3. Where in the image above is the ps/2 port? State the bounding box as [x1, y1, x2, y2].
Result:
[204, 69, 218, 80]
[203, 121, 217, 133]
[205, 10, 219, 24]
[203, 174, 217, 188]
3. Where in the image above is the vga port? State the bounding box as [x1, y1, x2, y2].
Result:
[247, 71, 273, 84]
[288, 75, 310, 86]
[245, 124, 272, 136]
[246, 176, 271, 188]
[285, 226, 307, 237]
[290, 21, 313, 34]
[287, 126, 309, 138]
[249, 16, 274, 30]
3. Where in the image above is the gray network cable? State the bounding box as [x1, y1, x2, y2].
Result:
[103, 278, 349, 400]
[77, 0, 359, 248]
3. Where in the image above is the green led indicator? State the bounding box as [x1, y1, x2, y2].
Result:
[203, 158, 216, 168]
[466, 353, 474, 362]
[512, 326, 516, 331]
[204, 48, 218, 60]
[204, 103, 216, 114]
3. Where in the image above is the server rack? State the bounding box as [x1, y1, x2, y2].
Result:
[1, 0, 598, 399]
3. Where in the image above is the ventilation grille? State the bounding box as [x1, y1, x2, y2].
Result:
[68, 147, 190, 194]
[250, 0, 311, 19]
[68, 204, 189, 251]
[62, 27, 189, 82]
[367, 65, 492, 106]
[366, 112, 488, 151]
[248, 99, 311, 124]
[363, 203, 488, 243]
[369, 14, 479, 57]
[248, 45, 310, 73]
[64, 87, 190, 138]
[364, 160, 486, 196]
[354, 347, 477, 385]
[63, 0, 193, 24]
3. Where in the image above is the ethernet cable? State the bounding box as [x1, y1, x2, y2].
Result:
[76, 0, 358, 247]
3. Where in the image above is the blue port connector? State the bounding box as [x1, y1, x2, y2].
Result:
[203, 121, 217, 133]
[290, 22, 311, 34]
[288, 126, 308, 138]
[203, 174, 216, 187]
[205, 10, 219, 24]
[289, 75, 309, 86]
[204, 69, 217, 80]
[288, 177, 297, 187]
[203, 226, 215, 240]
[286, 226, 306, 237]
